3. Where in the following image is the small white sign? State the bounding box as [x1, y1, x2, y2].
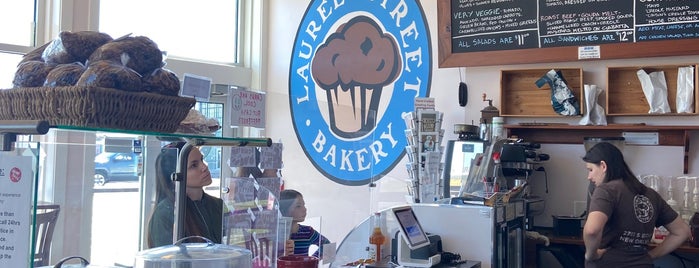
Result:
[414, 97, 435, 111]
[181, 73, 212, 102]
[0, 155, 34, 268]
[230, 89, 266, 128]
[623, 132, 659, 145]
[578, 46, 601, 59]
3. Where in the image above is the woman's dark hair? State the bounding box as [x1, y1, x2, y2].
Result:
[582, 142, 646, 194]
[279, 189, 302, 217]
[154, 142, 185, 203]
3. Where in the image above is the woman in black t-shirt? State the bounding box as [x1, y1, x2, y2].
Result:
[582, 142, 690, 267]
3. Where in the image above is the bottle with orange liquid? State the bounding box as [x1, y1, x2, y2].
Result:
[368, 212, 387, 264]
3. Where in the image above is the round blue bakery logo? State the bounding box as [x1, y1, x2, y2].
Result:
[289, 0, 431, 185]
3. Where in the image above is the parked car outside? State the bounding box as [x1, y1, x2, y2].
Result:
[94, 152, 139, 185]
[93, 146, 222, 186]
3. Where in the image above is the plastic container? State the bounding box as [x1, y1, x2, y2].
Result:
[479, 119, 490, 142]
[491, 117, 504, 140]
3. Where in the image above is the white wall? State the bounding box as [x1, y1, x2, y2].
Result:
[264, 0, 699, 247]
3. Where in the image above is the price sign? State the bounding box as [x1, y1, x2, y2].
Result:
[181, 73, 212, 102]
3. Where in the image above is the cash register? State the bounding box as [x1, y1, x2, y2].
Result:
[390, 206, 481, 268]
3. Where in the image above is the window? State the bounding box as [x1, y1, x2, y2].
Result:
[0, 53, 22, 88]
[0, 1, 35, 46]
[0, 1, 38, 88]
[1, 1, 255, 266]
[98, 0, 240, 65]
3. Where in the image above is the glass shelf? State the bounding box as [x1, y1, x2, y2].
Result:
[52, 124, 272, 147]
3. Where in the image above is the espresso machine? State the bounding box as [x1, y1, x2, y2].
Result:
[499, 139, 549, 230]
[499, 140, 549, 188]
[446, 137, 530, 268]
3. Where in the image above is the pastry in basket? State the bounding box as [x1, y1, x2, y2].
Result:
[44, 62, 87, 87]
[13, 60, 56, 88]
[42, 31, 113, 64]
[177, 109, 221, 134]
[18, 42, 51, 66]
[142, 68, 181, 96]
[76, 60, 143, 92]
[88, 35, 163, 76]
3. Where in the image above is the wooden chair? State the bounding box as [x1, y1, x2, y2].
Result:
[33, 204, 60, 267]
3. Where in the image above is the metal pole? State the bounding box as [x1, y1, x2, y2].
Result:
[0, 120, 50, 151]
[173, 142, 194, 243]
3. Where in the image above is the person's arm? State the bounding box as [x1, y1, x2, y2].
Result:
[309, 228, 331, 258]
[583, 210, 608, 261]
[648, 216, 691, 259]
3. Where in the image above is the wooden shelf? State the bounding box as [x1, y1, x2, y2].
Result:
[500, 68, 584, 117]
[606, 64, 699, 116]
[505, 124, 699, 174]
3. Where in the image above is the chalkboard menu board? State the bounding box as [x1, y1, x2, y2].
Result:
[438, 0, 699, 67]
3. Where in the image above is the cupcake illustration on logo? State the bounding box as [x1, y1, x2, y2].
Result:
[312, 16, 401, 139]
[289, 0, 431, 185]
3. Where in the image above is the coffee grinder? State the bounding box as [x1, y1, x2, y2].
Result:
[479, 93, 499, 142]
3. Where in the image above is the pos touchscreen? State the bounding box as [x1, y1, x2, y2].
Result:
[392, 206, 430, 250]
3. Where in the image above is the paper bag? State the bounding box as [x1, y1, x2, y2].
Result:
[637, 69, 671, 114]
[578, 84, 607, 126]
[676, 66, 695, 113]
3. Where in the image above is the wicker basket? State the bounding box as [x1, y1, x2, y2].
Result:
[0, 86, 196, 133]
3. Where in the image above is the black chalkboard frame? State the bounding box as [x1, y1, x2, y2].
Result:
[437, 0, 699, 67]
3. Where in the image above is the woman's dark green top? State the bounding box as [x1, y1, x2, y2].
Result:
[148, 193, 223, 248]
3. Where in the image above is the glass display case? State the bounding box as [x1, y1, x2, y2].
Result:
[0, 121, 274, 267]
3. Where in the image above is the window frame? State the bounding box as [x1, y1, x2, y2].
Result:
[1, 0, 253, 88]
[0, 0, 261, 263]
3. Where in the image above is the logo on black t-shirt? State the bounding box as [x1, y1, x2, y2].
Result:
[634, 195, 653, 223]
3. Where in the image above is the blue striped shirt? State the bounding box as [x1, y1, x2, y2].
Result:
[290, 224, 331, 257]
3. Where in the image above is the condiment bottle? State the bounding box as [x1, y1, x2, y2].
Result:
[368, 212, 386, 263]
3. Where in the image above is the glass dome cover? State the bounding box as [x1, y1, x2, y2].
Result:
[134, 236, 252, 268]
